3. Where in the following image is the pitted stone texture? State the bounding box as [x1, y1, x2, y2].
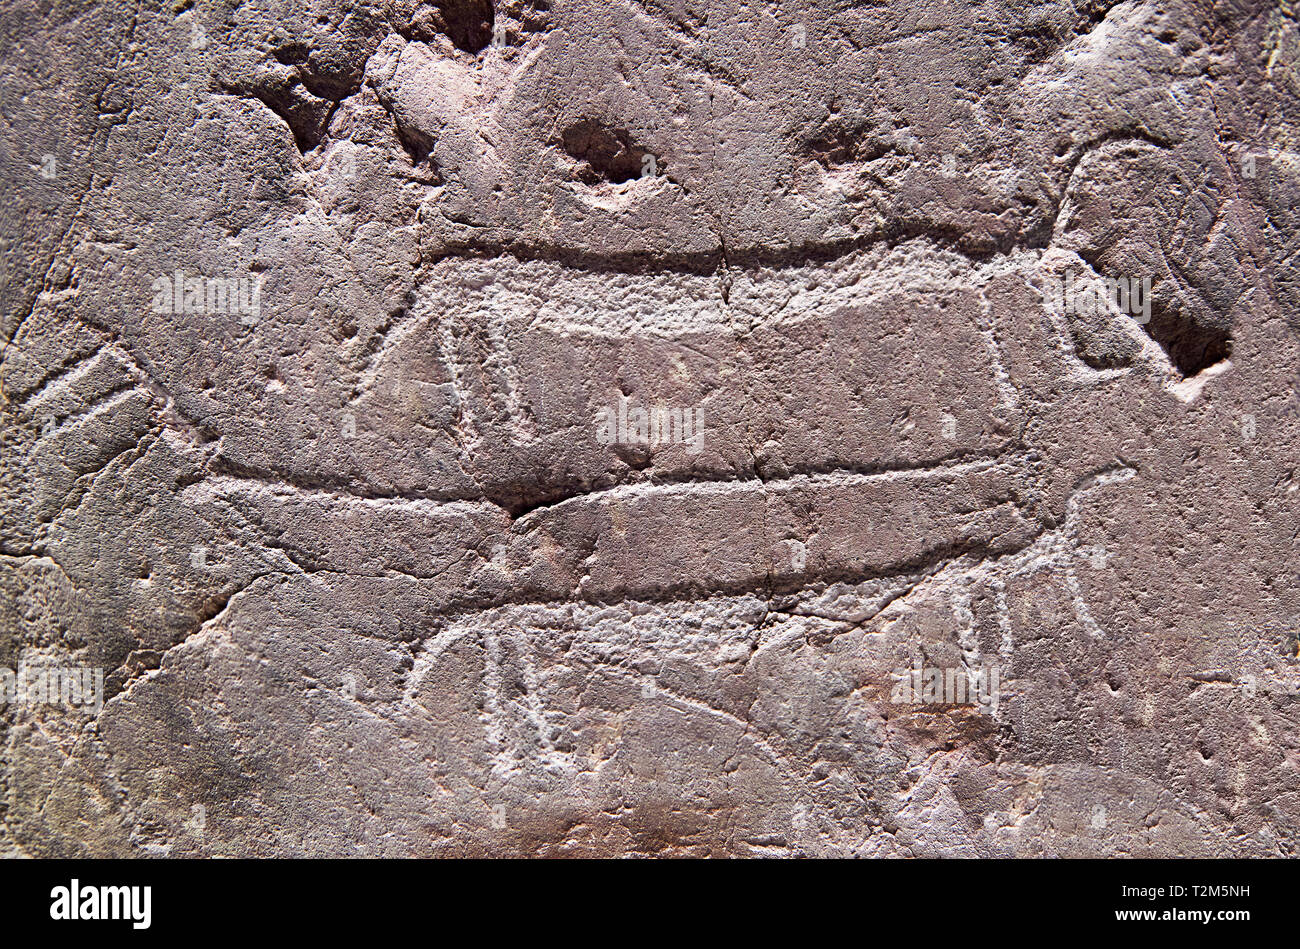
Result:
[2, 0, 1298, 857]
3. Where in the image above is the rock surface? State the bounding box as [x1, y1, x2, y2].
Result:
[1, 0, 1298, 856]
